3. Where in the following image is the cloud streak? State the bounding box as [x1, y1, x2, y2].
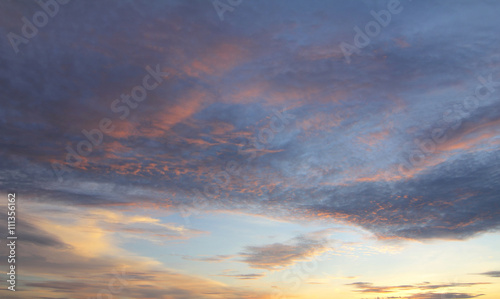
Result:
[239, 233, 332, 270]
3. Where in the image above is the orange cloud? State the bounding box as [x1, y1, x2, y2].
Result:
[183, 41, 251, 78]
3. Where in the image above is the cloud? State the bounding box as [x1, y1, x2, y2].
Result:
[0, 205, 271, 299]
[183, 254, 236, 263]
[239, 232, 333, 270]
[0, 206, 70, 249]
[406, 293, 484, 299]
[217, 273, 266, 280]
[1, 0, 500, 245]
[475, 271, 500, 278]
[182, 230, 335, 271]
[1, 0, 499, 297]
[347, 281, 490, 294]
[24, 281, 91, 292]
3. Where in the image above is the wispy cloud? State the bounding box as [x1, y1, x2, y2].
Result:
[0, 205, 270, 299]
[183, 254, 236, 263]
[239, 232, 333, 270]
[475, 271, 500, 278]
[347, 281, 490, 294]
[406, 293, 484, 299]
[217, 273, 266, 280]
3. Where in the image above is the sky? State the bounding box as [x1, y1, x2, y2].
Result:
[0, 0, 499, 298]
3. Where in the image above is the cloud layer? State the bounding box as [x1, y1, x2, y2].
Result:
[0, 0, 499, 283]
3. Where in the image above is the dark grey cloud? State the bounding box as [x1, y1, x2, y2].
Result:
[25, 281, 91, 292]
[0, 206, 69, 249]
[476, 271, 500, 278]
[239, 233, 331, 270]
[348, 280, 489, 296]
[407, 293, 484, 299]
[0, 0, 499, 244]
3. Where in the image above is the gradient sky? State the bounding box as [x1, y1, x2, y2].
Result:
[0, 0, 500, 298]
